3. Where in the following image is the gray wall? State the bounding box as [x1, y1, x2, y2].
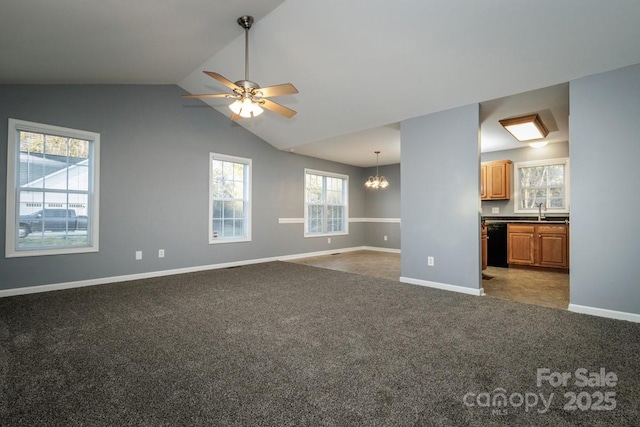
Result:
[401, 103, 481, 290]
[0, 85, 368, 290]
[363, 163, 401, 249]
[569, 64, 640, 315]
[481, 141, 570, 217]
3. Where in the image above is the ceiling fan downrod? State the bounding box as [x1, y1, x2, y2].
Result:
[237, 15, 254, 85]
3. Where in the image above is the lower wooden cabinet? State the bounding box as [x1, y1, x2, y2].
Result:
[507, 223, 569, 270]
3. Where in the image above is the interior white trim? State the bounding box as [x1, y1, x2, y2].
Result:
[0, 246, 400, 298]
[360, 246, 401, 254]
[278, 217, 401, 224]
[399, 276, 483, 296]
[350, 218, 401, 223]
[568, 304, 640, 323]
[278, 218, 304, 224]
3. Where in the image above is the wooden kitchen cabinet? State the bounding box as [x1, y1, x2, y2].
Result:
[481, 159, 512, 200]
[537, 225, 569, 268]
[507, 223, 569, 270]
[507, 224, 535, 265]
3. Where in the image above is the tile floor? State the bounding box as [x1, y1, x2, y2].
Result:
[288, 250, 569, 310]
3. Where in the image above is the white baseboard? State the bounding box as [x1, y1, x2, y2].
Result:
[0, 256, 284, 298]
[0, 245, 401, 298]
[361, 246, 401, 254]
[568, 304, 640, 323]
[276, 246, 366, 261]
[399, 276, 483, 296]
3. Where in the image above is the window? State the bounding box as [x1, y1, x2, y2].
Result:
[304, 169, 348, 236]
[514, 158, 570, 214]
[6, 119, 100, 257]
[210, 153, 251, 244]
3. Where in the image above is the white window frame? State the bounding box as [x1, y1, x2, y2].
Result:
[304, 169, 349, 237]
[6, 118, 100, 257]
[514, 157, 570, 214]
[209, 153, 252, 244]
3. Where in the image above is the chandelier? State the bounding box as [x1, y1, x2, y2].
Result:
[365, 151, 389, 189]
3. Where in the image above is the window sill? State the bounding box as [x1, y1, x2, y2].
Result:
[209, 237, 252, 245]
[304, 232, 348, 238]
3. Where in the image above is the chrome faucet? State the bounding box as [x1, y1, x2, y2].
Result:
[537, 202, 546, 221]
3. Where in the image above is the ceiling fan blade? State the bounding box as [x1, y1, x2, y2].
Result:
[182, 93, 231, 99]
[256, 83, 298, 98]
[230, 113, 242, 121]
[260, 98, 297, 118]
[203, 71, 241, 91]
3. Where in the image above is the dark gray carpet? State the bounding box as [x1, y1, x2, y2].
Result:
[1, 261, 638, 426]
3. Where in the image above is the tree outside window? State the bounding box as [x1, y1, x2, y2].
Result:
[514, 158, 570, 213]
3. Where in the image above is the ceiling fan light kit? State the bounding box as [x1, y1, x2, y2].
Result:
[182, 15, 298, 120]
[499, 113, 549, 142]
[365, 151, 389, 189]
[229, 97, 264, 118]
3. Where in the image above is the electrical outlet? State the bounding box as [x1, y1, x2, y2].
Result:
[135, 250, 142, 260]
[492, 207, 500, 214]
[158, 249, 165, 258]
[328, 237, 331, 244]
[428, 256, 434, 266]
[384, 235, 388, 241]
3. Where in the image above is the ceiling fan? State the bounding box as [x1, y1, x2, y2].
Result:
[183, 15, 298, 120]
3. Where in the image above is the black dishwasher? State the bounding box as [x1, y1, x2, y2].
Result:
[486, 223, 508, 267]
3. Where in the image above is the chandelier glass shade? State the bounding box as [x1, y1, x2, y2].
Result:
[365, 151, 389, 189]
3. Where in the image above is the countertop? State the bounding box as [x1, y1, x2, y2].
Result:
[482, 216, 569, 224]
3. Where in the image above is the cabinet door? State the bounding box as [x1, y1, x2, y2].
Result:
[481, 160, 512, 200]
[508, 224, 535, 265]
[487, 162, 509, 199]
[538, 232, 568, 268]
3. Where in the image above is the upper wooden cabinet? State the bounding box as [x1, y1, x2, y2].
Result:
[481, 159, 512, 200]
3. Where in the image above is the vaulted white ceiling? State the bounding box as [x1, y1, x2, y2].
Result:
[2, 1, 640, 165]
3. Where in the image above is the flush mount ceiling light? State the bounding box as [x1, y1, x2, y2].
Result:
[499, 113, 549, 142]
[365, 151, 389, 189]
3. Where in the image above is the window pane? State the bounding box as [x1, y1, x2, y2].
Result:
[212, 200, 222, 219]
[45, 135, 69, 157]
[233, 182, 244, 199]
[17, 193, 89, 249]
[223, 201, 235, 219]
[234, 219, 244, 236]
[212, 219, 222, 236]
[234, 201, 244, 217]
[223, 219, 234, 236]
